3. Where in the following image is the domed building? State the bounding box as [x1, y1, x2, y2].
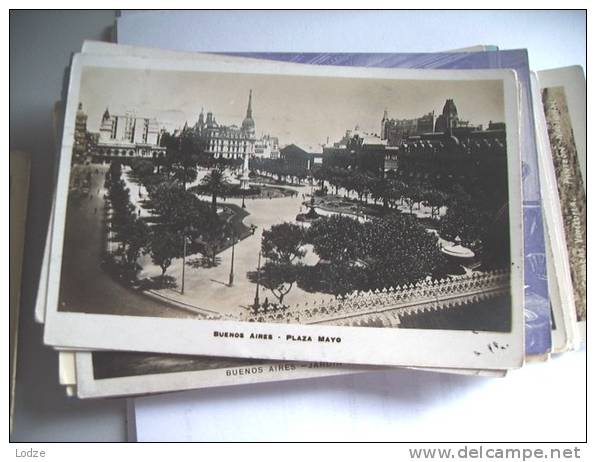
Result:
[192, 89, 256, 160]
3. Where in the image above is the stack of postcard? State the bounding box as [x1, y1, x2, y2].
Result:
[34, 41, 585, 399]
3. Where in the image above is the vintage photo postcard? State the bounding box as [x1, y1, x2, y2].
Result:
[36, 47, 522, 397]
[536, 66, 586, 345]
[44, 52, 523, 369]
[39, 64, 506, 387]
[78, 42, 552, 358]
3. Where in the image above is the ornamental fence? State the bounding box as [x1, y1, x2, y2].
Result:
[242, 269, 510, 327]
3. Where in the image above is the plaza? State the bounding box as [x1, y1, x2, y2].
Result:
[127, 168, 332, 317]
[116, 164, 476, 320]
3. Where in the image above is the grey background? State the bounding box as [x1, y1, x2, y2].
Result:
[10, 10, 586, 442]
[10, 10, 125, 442]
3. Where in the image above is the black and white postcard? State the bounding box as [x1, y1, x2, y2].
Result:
[44, 53, 524, 369]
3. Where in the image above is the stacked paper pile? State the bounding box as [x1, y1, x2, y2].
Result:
[34, 39, 584, 404]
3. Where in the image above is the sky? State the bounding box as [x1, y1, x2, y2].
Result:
[79, 66, 505, 149]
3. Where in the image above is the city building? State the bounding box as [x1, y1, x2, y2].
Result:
[72, 102, 88, 161]
[324, 128, 387, 176]
[279, 144, 317, 172]
[94, 108, 166, 160]
[254, 134, 280, 159]
[433, 99, 482, 134]
[191, 90, 256, 159]
[381, 110, 435, 145]
[383, 100, 507, 189]
[324, 100, 507, 185]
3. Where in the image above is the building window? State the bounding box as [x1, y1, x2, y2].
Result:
[111, 119, 118, 139]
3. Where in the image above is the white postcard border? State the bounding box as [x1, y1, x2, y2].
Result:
[44, 53, 524, 370]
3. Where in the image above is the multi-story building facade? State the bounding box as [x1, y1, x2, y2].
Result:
[192, 90, 256, 160]
[324, 129, 387, 176]
[254, 134, 280, 159]
[433, 99, 482, 134]
[381, 110, 435, 145]
[94, 108, 166, 160]
[72, 102, 88, 161]
[324, 100, 507, 186]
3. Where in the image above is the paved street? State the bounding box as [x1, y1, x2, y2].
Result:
[58, 164, 199, 319]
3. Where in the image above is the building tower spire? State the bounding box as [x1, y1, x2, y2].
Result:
[381, 108, 389, 140]
[241, 89, 255, 136]
[246, 89, 253, 119]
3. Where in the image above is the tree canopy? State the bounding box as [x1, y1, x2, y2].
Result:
[262, 223, 307, 264]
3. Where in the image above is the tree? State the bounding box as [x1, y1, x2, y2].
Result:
[439, 202, 499, 261]
[308, 215, 365, 265]
[403, 184, 424, 214]
[351, 172, 371, 202]
[296, 261, 368, 296]
[257, 262, 301, 305]
[262, 223, 307, 264]
[149, 228, 182, 276]
[142, 171, 170, 191]
[119, 216, 150, 269]
[362, 214, 444, 288]
[161, 131, 202, 189]
[387, 179, 407, 208]
[422, 189, 447, 219]
[311, 165, 328, 190]
[107, 159, 122, 184]
[196, 214, 229, 266]
[369, 177, 394, 209]
[147, 181, 209, 234]
[130, 158, 155, 183]
[192, 168, 230, 214]
[250, 223, 307, 306]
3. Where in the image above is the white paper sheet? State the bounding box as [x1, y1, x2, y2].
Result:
[132, 349, 586, 442]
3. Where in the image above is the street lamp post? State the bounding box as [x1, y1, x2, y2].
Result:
[181, 232, 187, 295]
[253, 250, 262, 309]
[240, 152, 250, 209]
[181, 226, 193, 295]
[228, 227, 235, 286]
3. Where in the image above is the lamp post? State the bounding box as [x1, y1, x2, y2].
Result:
[253, 250, 262, 309]
[228, 227, 235, 286]
[180, 225, 193, 295]
[181, 232, 187, 295]
[240, 152, 250, 209]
